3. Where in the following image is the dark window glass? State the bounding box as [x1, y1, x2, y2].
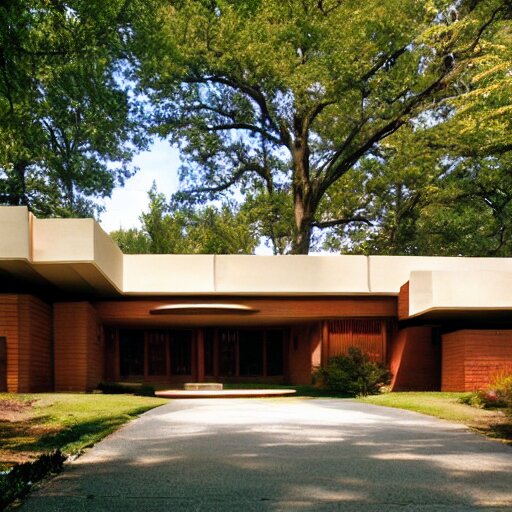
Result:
[219, 329, 237, 376]
[239, 330, 263, 376]
[170, 331, 192, 375]
[204, 329, 215, 376]
[119, 330, 144, 376]
[148, 332, 167, 376]
[266, 330, 284, 376]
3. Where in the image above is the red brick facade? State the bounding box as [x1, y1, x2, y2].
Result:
[388, 326, 441, 391]
[54, 302, 103, 392]
[442, 330, 512, 391]
[2, 293, 512, 392]
[0, 295, 52, 392]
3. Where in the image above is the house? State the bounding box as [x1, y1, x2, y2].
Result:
[1, 206, 511, 393]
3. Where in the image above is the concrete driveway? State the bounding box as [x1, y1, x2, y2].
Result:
[21, 398, 512, 511]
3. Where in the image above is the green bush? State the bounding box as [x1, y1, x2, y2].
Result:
[97, 382, 155, 397]
[0, 451, 66, 510]
[314, 347, 392, 396]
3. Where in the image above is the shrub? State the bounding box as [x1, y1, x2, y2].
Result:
[486, 368, 512, 408]
[97, 382, 155, 397]
[314, 347, 392, 396]
[0, 451, 66, 510]
[458, 368, 512, 409]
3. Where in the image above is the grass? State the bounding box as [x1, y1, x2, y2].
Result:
[0, 393, 168, 471]
[358, 392, 512, 444]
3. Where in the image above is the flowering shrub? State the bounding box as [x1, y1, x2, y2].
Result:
[488, 369, 512, 408]
[460, 368, 512, 409]
[314, 347, 392, 397]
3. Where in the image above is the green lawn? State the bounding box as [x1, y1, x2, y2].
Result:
[358, 392, 512, 444]
[0, 393, 168, 471]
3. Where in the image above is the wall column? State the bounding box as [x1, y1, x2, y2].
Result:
[54, 302, 102, 392]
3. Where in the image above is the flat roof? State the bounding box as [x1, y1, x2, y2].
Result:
[1, 206, 512, 317]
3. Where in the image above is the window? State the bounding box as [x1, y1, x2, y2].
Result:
[239, 330, 263, 376]
[147, 332, 167, 376]
[219, 329, 237, 376]
[204, 330, 215, 376]
[170, 331, 192, 375]
[119, 330, 144, 376]
[266, 330, 284, 376]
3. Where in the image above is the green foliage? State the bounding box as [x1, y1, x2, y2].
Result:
[315, 347, 392, 397]
[0, 450, 66, 510]
[323, 144, 512, 256]
[460, 369, 512, 409]
[110, 228, 152, 254]
[111, 183, 259, 254]
[0, 0, 149, 217]
[133, 0, 512, 253]
[98, 382, 155, 397]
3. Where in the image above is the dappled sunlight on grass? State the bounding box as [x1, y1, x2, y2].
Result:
[359, 392, 512, 444]
[0, 393, 167, 469]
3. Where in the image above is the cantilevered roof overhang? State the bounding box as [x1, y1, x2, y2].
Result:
[2, 206, 512, 314]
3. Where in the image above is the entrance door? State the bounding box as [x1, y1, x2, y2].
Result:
[0, 337, 6, 392]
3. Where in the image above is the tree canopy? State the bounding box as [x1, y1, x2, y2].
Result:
[0, 0, 148, 217]
[133, 0, 512, 253]
[111, 184, 259, 254]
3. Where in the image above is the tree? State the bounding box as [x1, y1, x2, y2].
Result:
[0, 0, 149, 217]
[322, 144, 512, 256]
[321, 15, 512, 257]
[111, 184, 259, 253]
[133, 0, 511, 253]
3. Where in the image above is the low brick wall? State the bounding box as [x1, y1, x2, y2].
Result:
[442, 330, 512, 391]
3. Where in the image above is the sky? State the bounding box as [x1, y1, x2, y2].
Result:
[98, 138, 276, 254]
[98, 139, 180, 233]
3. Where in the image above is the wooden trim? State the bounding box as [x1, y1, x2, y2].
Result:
[95, 297, 397, 327]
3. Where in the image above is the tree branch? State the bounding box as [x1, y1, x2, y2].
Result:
[207, 122, 282, 144]
[361, 46, 408, 83]
[183, 163, 269, 195]
[184, 75, 284, 141]
[312, 216, 373, 228]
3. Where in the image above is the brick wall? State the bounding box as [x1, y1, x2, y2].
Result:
[389, 326, 441, 391]
[398, 282, 409, 320]
[0, 295, 52, 392]
[0, 296, 20, 392]
[442, 330, 512, 391]
[54, 302, 102, 391]
[25, 296, 52, 391]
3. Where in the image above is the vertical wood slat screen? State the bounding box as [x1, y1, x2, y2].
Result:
[328, 320, 385, 362]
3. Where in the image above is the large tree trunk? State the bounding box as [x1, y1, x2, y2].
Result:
[290, 138, 316, 255]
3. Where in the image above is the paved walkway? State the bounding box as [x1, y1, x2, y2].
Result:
[21, 398, 512, 511]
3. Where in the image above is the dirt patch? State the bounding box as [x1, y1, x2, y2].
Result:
[0, 399, 35, 422]
[469, 408, 512, 445]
